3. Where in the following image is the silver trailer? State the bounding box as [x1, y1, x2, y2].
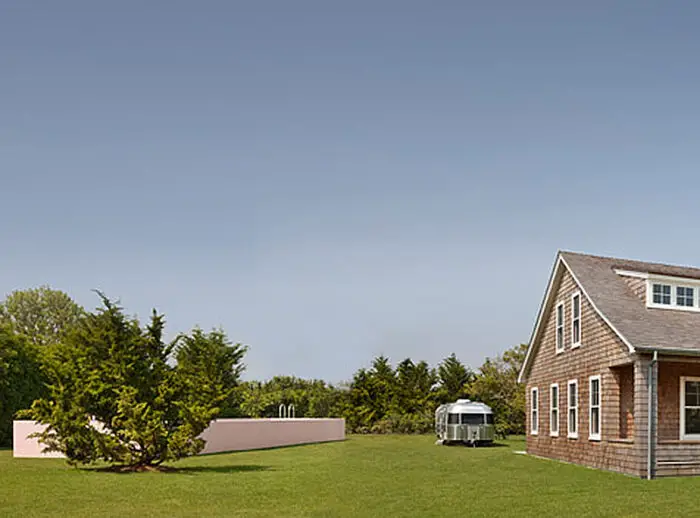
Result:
[435, 399, 495, 446]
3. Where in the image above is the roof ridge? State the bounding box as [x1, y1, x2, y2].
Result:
[559, 250, 700, 272]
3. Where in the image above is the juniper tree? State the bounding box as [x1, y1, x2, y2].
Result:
[23, 294, 245, 470]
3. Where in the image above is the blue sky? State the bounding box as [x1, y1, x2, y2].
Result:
[3, 1, 700, 382]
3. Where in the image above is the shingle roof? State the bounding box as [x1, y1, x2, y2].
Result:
[560, 251, 700, 353]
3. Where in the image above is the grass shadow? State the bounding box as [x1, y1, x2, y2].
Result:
[86, 464, 272, 475]
[197, 439, 345, 457]
[175, 465, 272, 474]
[442, 441, 509, 448]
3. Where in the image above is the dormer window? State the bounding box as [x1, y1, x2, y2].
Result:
[646, 278, 700, 312]
[653, 283, 671, 305]
[677, 286, 695, 307]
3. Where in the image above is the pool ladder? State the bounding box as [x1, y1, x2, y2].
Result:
[278, 404, 295, 419]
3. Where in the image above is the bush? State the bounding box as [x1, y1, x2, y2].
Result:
[0, 328, 45, 446]
[369, 412, 433, 435]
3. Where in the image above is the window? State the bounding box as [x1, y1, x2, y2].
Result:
[485, 414, 494, 425]
[571, 293, 581, 347]
[681, 377, 700, 439]
[531, 388, 539, 435]
[556, 303, 564, 352]
[589, 375, 601, 441]
[567, 380, 578, 438]
[677, 286, 695, 307]
[461, 414, 484, 425]
[447, 414, 459, 424]
[550, 384, 559, 437]
[653, 283, 671, 305]
[647, 278, 700, 311]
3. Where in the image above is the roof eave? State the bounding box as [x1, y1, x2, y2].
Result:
[635, 346, 700, 356]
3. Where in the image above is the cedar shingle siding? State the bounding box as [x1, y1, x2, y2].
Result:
[524, 268, 644, 476]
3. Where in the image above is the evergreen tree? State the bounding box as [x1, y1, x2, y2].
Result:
[436, 353, 473, 403]
[175, 328, 248, 418]
[23, 294, 245, 470]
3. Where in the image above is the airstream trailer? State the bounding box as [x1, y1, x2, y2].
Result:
[435, 399, 495, 446]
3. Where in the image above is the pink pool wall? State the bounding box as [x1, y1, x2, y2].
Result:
[13, 418, 345, 458]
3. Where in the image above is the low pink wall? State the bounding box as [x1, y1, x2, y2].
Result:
[13, 421, 64, 458]
[13, 418, 345, 458]
[199, 418, 345, 454]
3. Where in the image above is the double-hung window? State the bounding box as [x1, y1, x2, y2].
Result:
[550, 384, 559, 437]
[681, 377, 700, 439]
[571, 293, 581, 347]
[589, 375, 601, 441]
[531, 387, 539, 435]
[567, 380, 578, 439]
[556, 303, 564, 353]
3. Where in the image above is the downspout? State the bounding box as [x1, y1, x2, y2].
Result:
[647, 350, 658, 480]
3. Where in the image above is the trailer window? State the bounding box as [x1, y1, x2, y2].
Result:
[447, 414, 460, 424]
[485, 414, 494, 425]
[461, 414, 484, 425]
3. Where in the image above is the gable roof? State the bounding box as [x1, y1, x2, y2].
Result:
[518, 251, 700, 383]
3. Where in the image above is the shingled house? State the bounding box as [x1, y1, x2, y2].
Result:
[519, 251, 700, 478]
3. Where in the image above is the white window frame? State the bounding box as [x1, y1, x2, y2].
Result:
[571, 292, 581, 349]
[550, 383, 559, 437]
[680, 376, 700, 440]
[567, 379, 578, 439]
[555, 302, 564, 354]
[589, 375, 601, 441]
[531, 387, 539, 435]
[645, 274, 700, 312]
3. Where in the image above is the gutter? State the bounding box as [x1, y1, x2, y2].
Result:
[648, 350, 658, 480]
[636, 346, 700, 356]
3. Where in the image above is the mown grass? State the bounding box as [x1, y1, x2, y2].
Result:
[1, 435, 699, 517]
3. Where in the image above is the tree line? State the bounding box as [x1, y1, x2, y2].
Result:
[0, 286, 526, 468]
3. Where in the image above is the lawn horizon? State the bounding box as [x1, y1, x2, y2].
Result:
[2, 435, 700, 517]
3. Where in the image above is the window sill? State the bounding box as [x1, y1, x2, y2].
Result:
[608, 438, 634, 444]
[589, 436, 601, 442]
[567, 434, 578, 440]
[550, 433, 559, 438]
[571, 343, 581, 349]
[556, 348, 565, 355]
[647, 303, 700, 313]
[661, 439, 700, 444]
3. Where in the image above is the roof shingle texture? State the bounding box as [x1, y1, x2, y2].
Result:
[561, 252, 700, 352]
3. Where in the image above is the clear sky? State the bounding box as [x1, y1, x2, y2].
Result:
[3, 1, 700, 383]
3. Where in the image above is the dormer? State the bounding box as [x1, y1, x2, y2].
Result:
[615, 269, 700, 312]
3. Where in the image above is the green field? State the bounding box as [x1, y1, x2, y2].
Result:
[1, 435, 699, 517]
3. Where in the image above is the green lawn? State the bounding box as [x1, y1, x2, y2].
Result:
[2, 435, 699, 517]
